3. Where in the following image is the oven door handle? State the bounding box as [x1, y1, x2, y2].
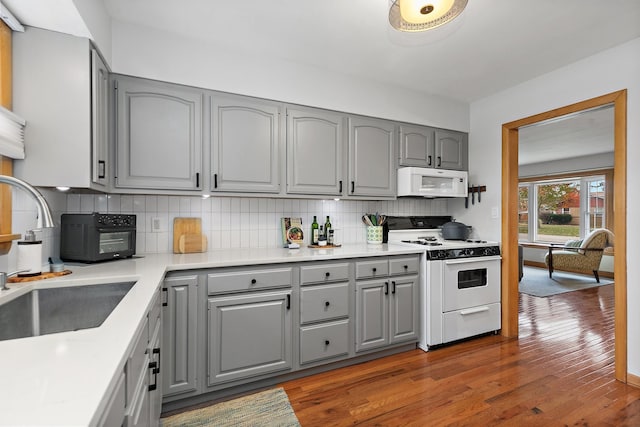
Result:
[443, 255, 502, 265]
[460, 306, 490, 316]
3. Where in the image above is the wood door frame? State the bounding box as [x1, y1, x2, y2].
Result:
[501, 90, 627, 382]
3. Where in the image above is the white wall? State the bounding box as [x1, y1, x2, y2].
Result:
[72, 0, 112, 64]
[459, 37, 640, 377]
[519, 152, 614, 178]
[110, 21, 469, 132]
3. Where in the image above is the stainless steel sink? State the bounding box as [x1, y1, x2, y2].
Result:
[0, 281, 135, 341]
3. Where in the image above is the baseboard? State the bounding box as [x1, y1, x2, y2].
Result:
[628, 373, 640, 388]
[524, 260, 546, 269]
[522, 261, 614, 279]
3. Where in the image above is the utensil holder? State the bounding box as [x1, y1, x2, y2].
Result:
[367, 226, 383, 244]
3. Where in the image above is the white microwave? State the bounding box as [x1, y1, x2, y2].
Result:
[397, 167, 468, 198]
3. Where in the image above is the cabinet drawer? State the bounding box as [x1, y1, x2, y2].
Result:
[208, 267, 293, 294]
[98, 371, 125, 427]
[300, 263, 349, 284]
[148, 289, 161, 340]
[300, 282, 349, 324]
[442, 302, 501, 343]
[127, 351, 151, 427]
[355, 259, 388, 279]
[300, 319, 350, 364]
[389, 256, 420, 276]
[126, 317, 149, 408]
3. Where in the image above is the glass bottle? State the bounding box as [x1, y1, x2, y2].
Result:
[311, 216, 319, 244]
[324, 216, 331, 240]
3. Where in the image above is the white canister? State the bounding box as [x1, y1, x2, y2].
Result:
[17, 230, 42, 276]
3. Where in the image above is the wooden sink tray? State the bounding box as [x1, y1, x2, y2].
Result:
[8, 270, 72, 283]
[307, 244, 342, 249]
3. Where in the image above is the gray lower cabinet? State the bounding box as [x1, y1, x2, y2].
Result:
[162, 275, 199, 397]
[210, 95, 282, 193]
[208, 290, 292, 385]
[299, 262, 351, 366]
[159, 255, 420, 410]
[355, 256, 420, 353]
[348, 116, 396, 198]
[286, 107, 345, 196]
[100, 288, 162, 427]
[114, 75, 204, 190]
[98, 371, 125, 427]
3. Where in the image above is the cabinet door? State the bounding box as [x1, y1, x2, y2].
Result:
[434, 129, 468, 170]
[115, 76, 203, 190]
[355, 280, 388, 352]
[211, 95, 281, 193]
[97, 371, 125, 427]
[162, 275, 198, 397]
[348, 117, 396, 197]
[91, 49, 109, 188]
[389, 275, 419, 344]
[286, 108, 344, 195]
[208, 290, 292, 385]
[148, 314, 162, 426]
[399, 124, 435, 167]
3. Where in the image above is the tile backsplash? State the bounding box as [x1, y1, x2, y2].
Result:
[64, 194, 448, 253]
[3, 192, 447, 271]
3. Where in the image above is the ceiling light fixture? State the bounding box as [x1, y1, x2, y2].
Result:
[389, 0, 467, 32]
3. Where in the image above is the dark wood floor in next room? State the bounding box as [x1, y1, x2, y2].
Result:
[280, 284, 640, 426]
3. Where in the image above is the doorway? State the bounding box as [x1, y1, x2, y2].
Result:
[500, 90, 627, 382]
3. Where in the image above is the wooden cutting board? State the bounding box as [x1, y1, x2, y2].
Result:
[8, 270, 72, 283]
[173, 217, 203, 253]
[178, 233, 208, 253]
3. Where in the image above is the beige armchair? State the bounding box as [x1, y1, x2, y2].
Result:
[544, 228, 614, 283]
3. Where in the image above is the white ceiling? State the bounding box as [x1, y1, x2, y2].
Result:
[518, 105, 614, 166]
[4, 0, 640, 103]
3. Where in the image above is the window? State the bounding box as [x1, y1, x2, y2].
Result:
[518, 170, 612, 244]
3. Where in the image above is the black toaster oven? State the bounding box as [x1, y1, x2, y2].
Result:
[60, 213, 136, 263]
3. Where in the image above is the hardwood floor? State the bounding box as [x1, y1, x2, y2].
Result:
[280, 284, 640, 426]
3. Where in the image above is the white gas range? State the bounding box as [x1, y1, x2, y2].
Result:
[385, 216, 502, 350]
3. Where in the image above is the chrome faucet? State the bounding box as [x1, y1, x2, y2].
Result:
[0, 174, 54, 229]
[0, 270, 28, 291]
[0, 175, 55, 290]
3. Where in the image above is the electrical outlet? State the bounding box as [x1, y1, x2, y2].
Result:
[491, 207, 499, 219]
[151, 217, 166, 232]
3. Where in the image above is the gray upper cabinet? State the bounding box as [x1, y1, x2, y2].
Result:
[399, 125, 468, 171]
[211, 95, 281, 193]
[399, 124, 435, 167]
[13, 27, 110, 190]
[114, 75, 203, 190]
[91, 50, 110, 188]
[435, 129, 468, 170]
[286, 108, 345, 196]
[348, 117, 396, 198]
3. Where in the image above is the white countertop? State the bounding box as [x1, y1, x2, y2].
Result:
[0, 244, 423, 426]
